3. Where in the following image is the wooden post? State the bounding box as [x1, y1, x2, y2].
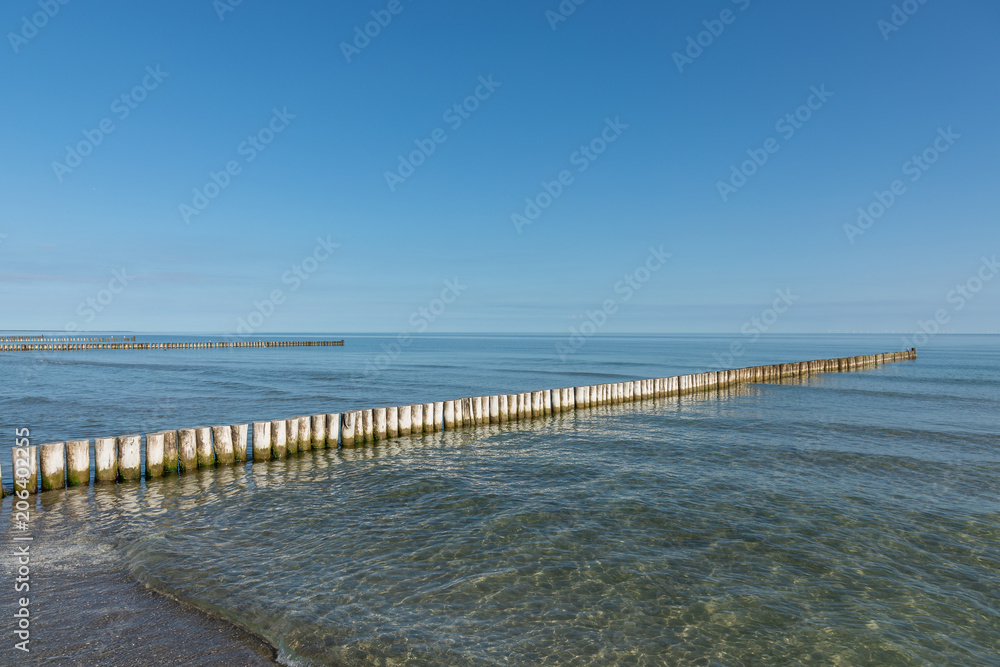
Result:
[398, 405, 412, 436]
[530, 391, 541, 418]
[298, 416, 311, 451]
[311, 414, 326, 448]
[39, 442, 65, 491]
[551, 388, 561, 414]
[362, 409, 374, 442]
[387, 406, 399, 438]
[499, 394, 509, 422]
[232, 424, 248, 461]
[95, 437, 117, 482]
[463, 398, 474, 426]
[434, 402, 444, 431]
[178, 429, 197, 471]
[12, 446, 37, 494]
[194, 428, 214, 467]
[326, 413, 341, 448]
[146, 432, 164, 479]
[424, 402, 436, 432]
[285, 418, 299, 454]
[444, 400, 456, 429]
[412, 404, 424, 434]
[66, 439, 90, 486]
[253, 421, 271, 462]
[212, 426, 235, 465]
[341, 412, 356, 447]
[269, 420, 287, 458]
[162, 430, 178, 473]
[117, 434, 141, 481]
[375, 407, 388, 441]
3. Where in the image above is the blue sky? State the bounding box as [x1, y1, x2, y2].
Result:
[1, 0, 997, 335]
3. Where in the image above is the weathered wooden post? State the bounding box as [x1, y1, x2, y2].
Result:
[297, 416, 311, 451]
[326, 413, 341, 448]
[311, 414, 326, 448]
[375, 407, 388, 441]
[454, 398, 465, 426]
[269, 420, 287, 457]
[146, 432, 164, 478]
[412, 404, 424, 434]
[94, 437, 117, 482]
[39, 442, 65, 491]
[12, 446, 37, 494]
[499, 394, 509, 422]
[66, 439, 90, 486]
[434, 402, 444, 431]
[487, 395, 499, 424]
[161, 430, 178, 473]
[463, 398, 474, 426]
[212, 426, 235, 465]
[253, 421, 271, 462]
[424, 402, 436, 432]
[387, 406, 399, 439]
[444, 400, 456, 429]
[398, 405, 411, 436]
[231, 424, 248, 461]
[361, 409, 374, 442]
[341, 412, 356, 447]
[117, 434, 141, 481]
[194, 428, 214, 467]
[285, 418, 299, 454]
[177, 429, 197, 471]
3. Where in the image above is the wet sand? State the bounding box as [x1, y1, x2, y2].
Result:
[2, 498, 280, 666]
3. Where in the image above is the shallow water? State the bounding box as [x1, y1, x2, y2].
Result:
[2, 334, 998, 665]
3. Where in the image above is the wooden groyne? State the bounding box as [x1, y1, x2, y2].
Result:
[0, 335, 134, 342]
[0, 339, 345, 352]
[4, 349, 916, 496]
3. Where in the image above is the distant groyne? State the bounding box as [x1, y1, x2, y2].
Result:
[4, 349, 916, 497]
[0, 339, 345, 352]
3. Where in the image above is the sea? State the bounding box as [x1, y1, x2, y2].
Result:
[0, 333, 997, 666]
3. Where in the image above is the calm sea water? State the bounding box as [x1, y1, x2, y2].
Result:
[1, 334, 998, 665]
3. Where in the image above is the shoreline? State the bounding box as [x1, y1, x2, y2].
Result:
[2, 496, 282, 666]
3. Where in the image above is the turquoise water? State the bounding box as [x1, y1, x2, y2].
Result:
[1, 334, 998, 665]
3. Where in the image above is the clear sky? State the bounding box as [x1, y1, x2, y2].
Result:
[1, 0, 997, 335]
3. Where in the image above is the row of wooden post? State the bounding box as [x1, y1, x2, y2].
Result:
[4, 350, 916, 495]
[0, 340, 345, 352]
[0, 336, 134, 342]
